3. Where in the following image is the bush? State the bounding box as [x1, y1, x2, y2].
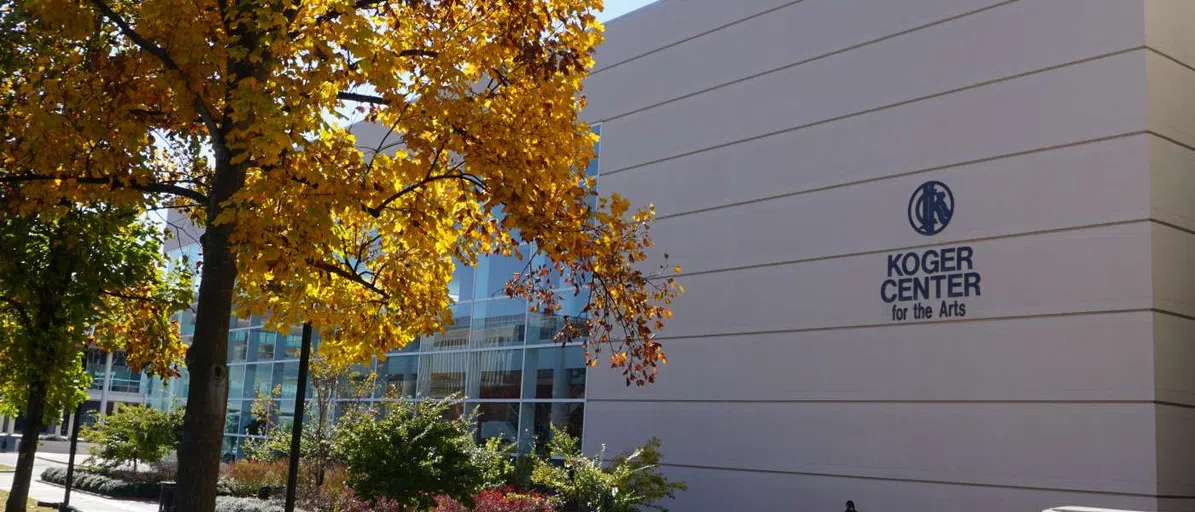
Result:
[434, 488, 557, 512]
[321, 490, 405, 512]
[335, 397, 498, 510]
[40, 466, 161, 499]
[528, 427, 685, 512]
[82, 404, 183, 471]
[218, 460, 288, 499]
[214, 496, 288, 512]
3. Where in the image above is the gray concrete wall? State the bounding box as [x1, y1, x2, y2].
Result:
[582, 1, 1195, 510]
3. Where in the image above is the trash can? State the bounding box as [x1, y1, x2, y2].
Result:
[159, 482, 177, 512]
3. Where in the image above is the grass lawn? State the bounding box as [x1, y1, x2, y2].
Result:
[0, 490, 56, 511]
[0, 464, 12, 471]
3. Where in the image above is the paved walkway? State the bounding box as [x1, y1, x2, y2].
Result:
[0, 451, 158, 512]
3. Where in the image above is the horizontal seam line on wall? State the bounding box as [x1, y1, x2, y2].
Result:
[595, 0, 1019, 119]
[643, 307, 1195, 342]
[591, 0, 806, 75]
[588, 398, 1195, 409]
[653, 463, 1195, 499]
[1149, 128, 1195, 154]
[1154, 218, 1195, 239]
[657, 218, 1149, 279]
[653, 131, 1148, 221]
[1148, 45, 1195, 75]
[647, 308, 1155, 341]
[600, 46, 1147, 178]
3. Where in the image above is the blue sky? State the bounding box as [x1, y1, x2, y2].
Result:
[598, 0, 656, 22]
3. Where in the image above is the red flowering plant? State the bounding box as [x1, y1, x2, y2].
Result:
[433, 487, 558, 512]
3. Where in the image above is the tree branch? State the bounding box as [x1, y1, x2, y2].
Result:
[365, 172, 485, 218]
[336, 92, 387, 105]
[310, 0, 396, 28]
[100, 289, 159, 303]
[0, 173, 209, 204]
[309, 259, 390, 300]
[0, 296, 33, 330]
[87, 0, 222, 142]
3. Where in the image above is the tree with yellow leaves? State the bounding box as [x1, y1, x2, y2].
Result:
[0, 1, 682, 511]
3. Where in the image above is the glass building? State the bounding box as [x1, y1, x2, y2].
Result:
[148, 125, 600, 460]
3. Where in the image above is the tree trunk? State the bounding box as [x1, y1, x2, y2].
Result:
[5, 382, 47, 512]
[173, 222, 238, 512]
[174, 141, 245, 511]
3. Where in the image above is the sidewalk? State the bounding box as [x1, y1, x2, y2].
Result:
[0, 451, 158, 512]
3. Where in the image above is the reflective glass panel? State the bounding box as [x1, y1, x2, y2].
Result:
[254, 331, 277, 362]
[527, 291, 589, 344]
[379, 356, 418, 398]
[225, 401, 242, 434]
[470, 299, 526, 348]
[228, 365, 245, 401]
[448, 263, 474, 304]
[229, 330, 249, 362]
[530, 402, 583, 445]
[419, 352, 468, 398]
[473, 254, 528, 300]
[278, 361, 299, 399]
[426, 304, 471, 350]
[523, 346, 586, 399]
[475, 402, 519, 443]
[474, 350, 522, 399]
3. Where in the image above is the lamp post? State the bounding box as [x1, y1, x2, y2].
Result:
[283, 322, 313, 512]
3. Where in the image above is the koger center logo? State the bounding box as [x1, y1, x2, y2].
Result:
[883, 181, 981, 322]
[908, 180, 953, 236]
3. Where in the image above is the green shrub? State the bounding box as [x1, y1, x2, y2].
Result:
[39, 466, 161, 499]
[81, 404, 183, 471]
[529, 427, 686, 512]
[335, 397, 499, 510]
[214, 496, 288, 512]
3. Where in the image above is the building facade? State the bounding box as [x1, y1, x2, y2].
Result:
[580, 1, 1195, 511]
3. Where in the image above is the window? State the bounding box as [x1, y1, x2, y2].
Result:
[475, 402, 519, 443]
[525, 346, 586, 399]
[475, 350, 521, 399]
[380, 356, 418, 398]
[470, 298, 527, 348]
[420, 352, 468, 398]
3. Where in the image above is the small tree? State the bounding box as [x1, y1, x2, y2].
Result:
[241, 355, 374, 495]
[530, 427, 686, 512]
[82, 403, 185, 472]
[0, 201, 191, 511]
[335, 397, 502, 510]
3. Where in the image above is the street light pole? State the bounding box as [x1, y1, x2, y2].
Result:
[61, 350, 89, 511]
[284, 322, 313, 512]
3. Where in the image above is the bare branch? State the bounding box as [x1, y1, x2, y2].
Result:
[0, 173, 209, 204]
[337, 92, 387, 105]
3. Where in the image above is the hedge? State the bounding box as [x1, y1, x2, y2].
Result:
[215, 497, 291, 512]
[40, 466, 160, 500]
